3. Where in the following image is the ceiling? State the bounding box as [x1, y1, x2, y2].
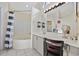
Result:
[8, 2, 56, 11]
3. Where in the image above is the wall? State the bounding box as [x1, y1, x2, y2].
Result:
[8, 2, 32, 11]
[14, 11, 31, 40]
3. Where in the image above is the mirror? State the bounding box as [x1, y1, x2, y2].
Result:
[46, 2, 77, 38]
[47, 21, 53, 32]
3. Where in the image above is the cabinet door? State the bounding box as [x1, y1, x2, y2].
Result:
[37, 37, 44, 56]
[32, 35, 37, 50]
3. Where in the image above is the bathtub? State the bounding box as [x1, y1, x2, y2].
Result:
[13, 39, 32, 49]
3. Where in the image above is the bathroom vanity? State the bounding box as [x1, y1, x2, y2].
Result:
[32, 33, 79, 56]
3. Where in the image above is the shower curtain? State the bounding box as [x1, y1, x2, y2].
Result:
[4, 11, 15, 48]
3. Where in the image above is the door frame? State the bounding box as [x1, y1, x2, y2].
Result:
[0, 7, 4, 50]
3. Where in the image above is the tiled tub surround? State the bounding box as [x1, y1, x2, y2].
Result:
[0, 48, 40, 56]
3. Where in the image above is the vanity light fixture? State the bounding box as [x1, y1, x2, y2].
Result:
[45, 9, 48, 13]
[48, 7, 52, 11]
[44, 2, 66, 13]
[55, 3, 59, 6]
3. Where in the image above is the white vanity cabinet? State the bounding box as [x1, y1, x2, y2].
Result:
[37, 36, 44, 55]
[32, 35, 44, 56]
[32, 35, 37, 50]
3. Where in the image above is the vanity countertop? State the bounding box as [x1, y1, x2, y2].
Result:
[32, 33, 79, 48]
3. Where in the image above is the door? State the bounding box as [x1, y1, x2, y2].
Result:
[32, 35, 44, 55]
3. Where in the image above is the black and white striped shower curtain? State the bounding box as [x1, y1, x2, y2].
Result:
[4, 11, 15, 48]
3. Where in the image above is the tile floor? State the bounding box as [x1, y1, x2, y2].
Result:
[0, 48, 41, 56]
